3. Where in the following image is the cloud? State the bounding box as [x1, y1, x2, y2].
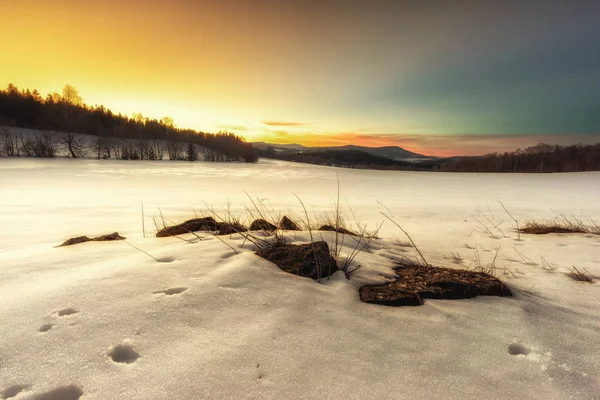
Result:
[218, 124, 248, 131]
[262, 121, 305, 127]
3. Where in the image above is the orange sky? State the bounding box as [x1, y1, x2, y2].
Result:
[2, 0, 598, 156]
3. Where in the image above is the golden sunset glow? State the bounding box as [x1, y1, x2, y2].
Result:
[2, 0, 599, 156]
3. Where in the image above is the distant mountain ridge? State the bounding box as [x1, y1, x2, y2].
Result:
[252, 142, 435, 161]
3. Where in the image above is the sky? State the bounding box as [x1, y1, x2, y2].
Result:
[1, 0, 599, 156]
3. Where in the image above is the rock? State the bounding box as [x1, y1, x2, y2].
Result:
[217, 222, 248, 235]
[249, 219, 277, 231]
[318, 225, 356, 236]
[279, 216, 300, 231]
[92, 232, 126, 242]
[60, 236, 91, 247]
[359, 263, 512, 307]
[359, 286, 423, 306]
[156, 217, 218, 237]
[256, 241, 338, 280]
[59, 232, 126, 247]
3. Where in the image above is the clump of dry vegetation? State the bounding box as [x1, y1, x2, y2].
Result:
[519, 215, 589, 235]
[566, 267, 598, 283]
[149, 177, 383, 281]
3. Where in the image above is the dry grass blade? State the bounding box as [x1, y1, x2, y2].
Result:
[340, 221, 383, 278]
[540, 256, 556, 271]
[141, 201, 146, 238]
[588, 218, 600, 235]
[380, 211, 429, 267]
[473, 208, 506, 239]
[294, 193, 321, 282]
[448, 252, 463, 265]
[566, 266, 598, 283]
[123, 240, 161, 262]
[513, 247, 538, 266]
[499, 201, 521, 241]
[396, 239, 414, 248]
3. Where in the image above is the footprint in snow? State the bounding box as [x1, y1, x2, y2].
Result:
[30, 384, 83, 400]
[508, 342, 531, 356]
[1, 384, 30, 399]
[56, 307, 78, 317]
[507, 342, 551, 369]
[153, 287, 188, 296]
[108, 341, 140, 364]
[38, 324, 54, 333]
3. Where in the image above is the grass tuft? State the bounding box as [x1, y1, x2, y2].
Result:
[566, 267, 598, 283]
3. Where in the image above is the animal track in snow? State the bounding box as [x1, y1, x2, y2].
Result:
[153, 287, 188, 296]
[108, 342, 140, 364]
[56, 307, 78, 317]
[1, 384, 30, 399]
[38, 324, 53, 333]
[30, 385, 83, 400]
[508, 343, 531, 356]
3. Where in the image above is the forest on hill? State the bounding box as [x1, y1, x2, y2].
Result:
[440, 143, 600, 173]
[0, 84, 258, 162]
[259, 142, 600, 173]
[257, 147, 438, 170]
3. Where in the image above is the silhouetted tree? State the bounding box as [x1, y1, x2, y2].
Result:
[186, 143, 198, 161]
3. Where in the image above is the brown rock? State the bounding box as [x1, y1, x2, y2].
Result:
[359, 286, 423, 306]
[249, 219, 277, 231]
[60, 236, 91, 247]
[59, 232, 126, 247]
[256, 241, 338, 280]
[359, 263, 512, 307]
[318, 225, 356, 236]
[217, 222, 248, 235]
[156, 217, 218, 237]
[279, 216, 300, 231]
[92, 232, 126, 242]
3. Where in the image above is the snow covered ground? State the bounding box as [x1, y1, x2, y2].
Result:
[1, 158, 599, 399]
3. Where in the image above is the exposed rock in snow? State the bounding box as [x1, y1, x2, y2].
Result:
[279, 215, 300, 231]
[256, 241, 338, 279]
[249, 218, 277, 231]
[359, 263, 512, 306]
[318, 224, 356, 236]
[155, 217, 217, 237]
[59, 232, 126, 247]
[217, 222, 248, 235]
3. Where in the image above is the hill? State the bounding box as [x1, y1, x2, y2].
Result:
[256, 148, 437, 170]
[252, 142, 434, 161]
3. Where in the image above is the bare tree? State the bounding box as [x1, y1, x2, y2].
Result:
[56, 84, 86, 158]
[34, 133, 57, 157]
[152, 140, 165, 160]
[0, 127, 18, 156]
[60, 132, 84, 158]
[167, 141, 183, 160]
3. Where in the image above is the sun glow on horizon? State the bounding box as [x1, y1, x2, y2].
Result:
[1, 0, 598, 157]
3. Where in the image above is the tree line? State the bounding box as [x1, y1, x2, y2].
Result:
[440, 142, 600, 172]
[0, 84, 258, 162]
[259, 147, 436, 170]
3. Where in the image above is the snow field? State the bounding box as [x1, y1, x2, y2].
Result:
[1, 158, 599, 399]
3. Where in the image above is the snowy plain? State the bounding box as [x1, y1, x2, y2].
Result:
[1, 158, 599, 399]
